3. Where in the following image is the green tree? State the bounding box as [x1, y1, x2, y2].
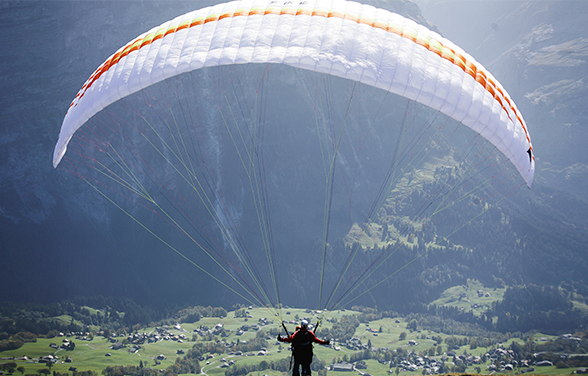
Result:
[407, 319, 417, 331]
[469, 337, 478, 350]
[212, 307, 227, 318]
[17, 366, 25, 375]
[3, 363, 16, 375]
[399, 332, 407, 341]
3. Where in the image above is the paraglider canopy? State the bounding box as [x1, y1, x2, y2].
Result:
[53, 0, 534, 187]
[53, 0, 535, 315]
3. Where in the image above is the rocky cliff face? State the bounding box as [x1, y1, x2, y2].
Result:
[416, 0, 588, 197]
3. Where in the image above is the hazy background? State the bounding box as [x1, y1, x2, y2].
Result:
[1, 0, 587, 311]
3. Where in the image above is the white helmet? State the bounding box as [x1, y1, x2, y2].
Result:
[301, 319, 308, 328]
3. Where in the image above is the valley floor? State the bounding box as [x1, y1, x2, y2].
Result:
[1, 306, 586, 376]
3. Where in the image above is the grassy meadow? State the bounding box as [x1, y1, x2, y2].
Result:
[0, 304, 576, 376]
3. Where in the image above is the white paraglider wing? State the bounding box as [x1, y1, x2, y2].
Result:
[53, 0, 534, 187]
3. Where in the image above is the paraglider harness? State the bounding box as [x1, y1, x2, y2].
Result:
[280, 319, 322, 371]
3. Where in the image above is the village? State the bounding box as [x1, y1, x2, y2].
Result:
[1, 307, 586, 376]
[10, 326, 566, 376]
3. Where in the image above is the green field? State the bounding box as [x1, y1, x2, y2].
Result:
[429, 279, 506, 316]
[0, 305, 581, 376]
